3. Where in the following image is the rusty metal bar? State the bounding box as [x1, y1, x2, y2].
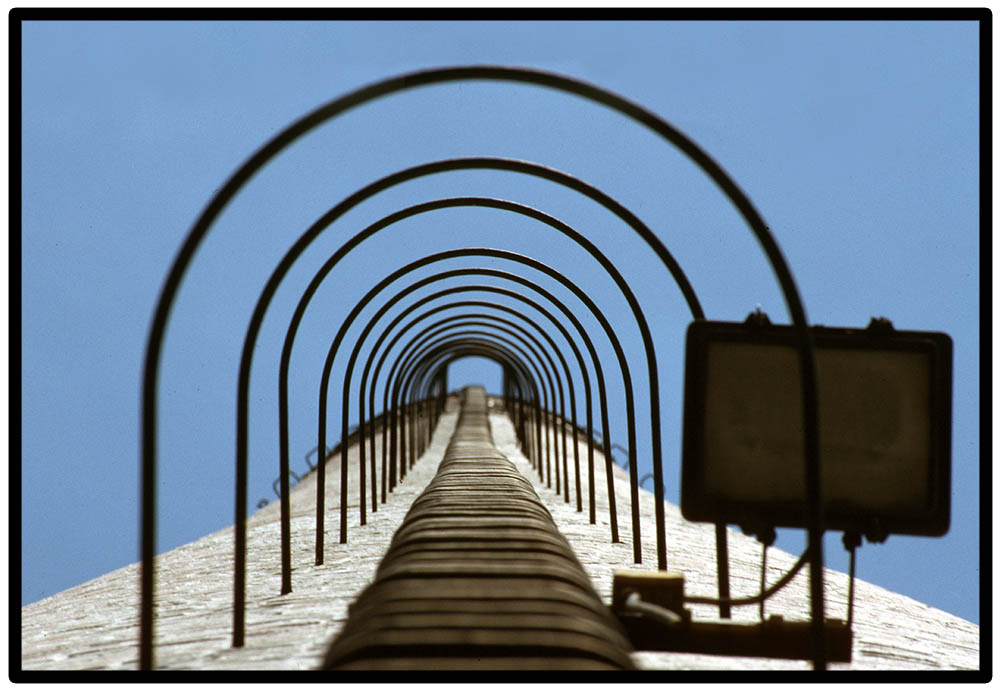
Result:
[407, 328, 564, 488]
[398, 337, 552, 481]
[363, 274, 617, 537]
[303, 195, 661, 567]
[618, 615, 850, 663]
[345, 198, 660, 565]
[384, 314, 574, 497]
[265, 174, 706, 601]
[322, 386, 634, 670]
[141, 67, 816, 669]
[359, 271, 611, 526]
[384, 329, 542, 490]
[370, 303, 578, 486]
[317, 241, 640, 561]
[401, 345, 542, 486]
[317, 248, 637, 566]
[270, 165, 703, 640]
[411, 314, 578, 507]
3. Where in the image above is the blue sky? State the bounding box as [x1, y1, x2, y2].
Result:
[19, 17, 982, 627]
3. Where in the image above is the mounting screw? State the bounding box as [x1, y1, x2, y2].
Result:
[744, 307, 772, 327]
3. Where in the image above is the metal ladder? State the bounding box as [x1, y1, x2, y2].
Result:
[321, 386, 635, 670]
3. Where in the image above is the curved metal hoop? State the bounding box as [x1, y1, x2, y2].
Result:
[365, 298, 586, 499]
[400, 317, 568, 478]
[409, 327, 540, 463]
[403, 332, 552, 451]
[336, 289, 588, 524]
[302, 197, 662, 557]
[269, 156, 707, 568]
[278, 193, 652, 594]
[366, 309, 577, 498]
[141, 66, 822, 669]
[409, 342, 540, 462]
[408, 341, 539, 435]
[391, 339, 543, 492]
[358, 268, 621, 531]
[397, 327, 561, 489]
[359, 295, 595, 515]
[405, 340, 539, 424]
[384, 308, 547, 486]
[412, 344, 545, 462]
[218, 159, 705, 647]
[317, 253, 637, 559]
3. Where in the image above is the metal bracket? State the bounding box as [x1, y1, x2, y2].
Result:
[618, 613, 852, 662]
[612, 570, 687, 619]
[612, 570, 852, 662]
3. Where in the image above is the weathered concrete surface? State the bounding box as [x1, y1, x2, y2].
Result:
[21, 398, 979, 671]
[488, 403, 980, 671]
[21, 401, 462, 671]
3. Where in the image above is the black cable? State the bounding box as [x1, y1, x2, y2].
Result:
[622, 592, 683, 629]
[684, 550, 809, 608]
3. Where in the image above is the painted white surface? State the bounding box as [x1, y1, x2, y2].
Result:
[21, 398, 978, 671]
[489, 405, 979, 671]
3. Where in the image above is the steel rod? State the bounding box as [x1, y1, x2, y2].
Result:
[140, 66, 816, 668]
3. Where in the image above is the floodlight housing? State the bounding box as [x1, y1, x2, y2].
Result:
[681, 316, 952, 540]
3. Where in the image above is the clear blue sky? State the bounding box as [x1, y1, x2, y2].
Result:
[19, 18, 982, 627]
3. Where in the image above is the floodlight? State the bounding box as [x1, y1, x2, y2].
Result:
[681, 315, 952, 540]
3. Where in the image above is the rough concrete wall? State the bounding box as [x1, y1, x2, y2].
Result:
[487, 405, 980, 671]
[21, 398, 978, 671]
[20, 401, 463, 671]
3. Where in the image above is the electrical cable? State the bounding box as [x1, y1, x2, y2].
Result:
[622, 592, 684, 629]
[684, 550, 809, 607]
